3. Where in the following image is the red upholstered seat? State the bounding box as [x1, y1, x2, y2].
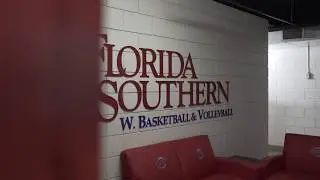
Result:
[261, 133, 320, 180]
[284, 133, 320, 173]
[201, 174, 243, 180]
[172, 136, 218, 179]
[268, 171, 319, 180]
[121, 142, 185, 180]
[120, 135, 259, 180]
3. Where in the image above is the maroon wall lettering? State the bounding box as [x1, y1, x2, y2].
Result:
[99, 34, 230, 122]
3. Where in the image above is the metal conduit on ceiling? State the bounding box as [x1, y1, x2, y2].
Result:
[212, 0, 320, 31]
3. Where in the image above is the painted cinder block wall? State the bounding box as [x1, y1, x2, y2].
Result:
[269, 31, 320, 146]
[100, 0, 268, 179]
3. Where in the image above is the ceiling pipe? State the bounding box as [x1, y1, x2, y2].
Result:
[213, 0, 296, 26]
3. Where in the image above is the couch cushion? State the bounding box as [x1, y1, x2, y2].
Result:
[121, 142, 185, 180]
[201, 174, 243, 180]
[283, 133, 320, 174]
[172, 135, 217, 180]
[268, 171, 320, 180]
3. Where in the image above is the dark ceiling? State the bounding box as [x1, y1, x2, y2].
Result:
[213, 0, 320, 31]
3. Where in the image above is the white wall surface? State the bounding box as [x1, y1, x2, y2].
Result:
[269, 31, 320, 146]
[100, 0, 268, 179]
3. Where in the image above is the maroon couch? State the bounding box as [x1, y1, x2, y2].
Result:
[121, 135, 260, 180]
[261, 133, 320, 180]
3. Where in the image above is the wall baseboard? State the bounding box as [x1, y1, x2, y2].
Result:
[268, 145, 283, 151]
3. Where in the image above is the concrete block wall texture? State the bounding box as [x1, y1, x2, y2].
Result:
[269, 31, 320, 146]
[100, 0, 268, 179]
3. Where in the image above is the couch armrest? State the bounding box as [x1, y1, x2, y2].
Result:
[216, 157, 260, 180]
[259, 155, 285, 179]
[121, 151, 140, 180]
